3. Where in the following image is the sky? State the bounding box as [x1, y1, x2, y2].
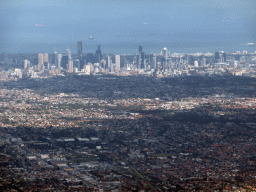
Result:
[0, 0, 256, 54]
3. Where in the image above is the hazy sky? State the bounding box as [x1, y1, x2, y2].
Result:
[1, 0, 255, 53]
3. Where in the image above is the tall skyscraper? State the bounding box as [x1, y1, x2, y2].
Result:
[57, 54, 62, 68]
[54, 51, 58, 67]
[67, 49, 71, 60]
[222, 52, 227, 62]
[202, 58, 206, 67]
[77, 41, 82, 59]
[61, 56, 69, 69]
[106, 55, 111, 69]
[43, 53, 48, 63]
[138, 46, 145, 65]
[153, 56, 157, 70]
[68, 60, 73, 73]
[38, 54, 44, 65]
[95, 45, 102, 63]
[115, 55, 120, 70]
[137, 54, 141, 69]
[162, 47, 168, 61]
[215, 51, 220, 60]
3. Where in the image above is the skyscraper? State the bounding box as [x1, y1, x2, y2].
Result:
[222, 52, 227, 62]
[54, 51, 58, 67]
[215, 51, 220, 60]
[57, 54, 62, 68]
[153, 56, 157, 70]
[67, 49, 71, 60]
[162, 47, 168, 61]
[106, 55, 111, 69]
[115, 55, 120, 70]
[38, 54, 44, 65]
[43, 53, 48, 63]
[77, 41, 82, 59]
[138, 46, 145, 65]
[68, 60, 73, 73]
[61, 56, 69, 69]
[95, 45, 102, 63]
[137, 54, 141, 69]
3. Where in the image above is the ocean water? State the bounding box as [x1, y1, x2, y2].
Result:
[2, 32, 256, 55]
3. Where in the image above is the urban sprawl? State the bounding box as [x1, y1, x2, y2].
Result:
[0, 43, 256, 191]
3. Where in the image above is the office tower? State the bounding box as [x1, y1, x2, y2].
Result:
[137, 54, 141, 69]
[139, 46, 142, 55]
[202, 58, 206, 67]
[38, 54, 44, 65]
[215, 51, 220, 60]
[77, 41, 82, 59]
[87, 53, 95, 63]
[153, 56, 157, 70]
[24, 59, 29, 69]
[67, 49, 71, 60]
[106, 55, 110, 69]
[144, 59, 147, 70]
[161, 57, 166, 71]
[149, 54, 154, 69]
[110, 60, 114, 72]
[95, 45, 102, 63]
[73, 59, 80, 71]
[57, 54, 62, 68]
[139, 46, 145, 64]
[115, 55, 120, 70]
[162, 47, 168, 61]
[120, 55, 125, 68]
[43, 53, 48, 62]
[61, 56, 68, 69]
[54, 51, 58, 66]
[68, 60, 73, 73]
[222, 52, 227, 62]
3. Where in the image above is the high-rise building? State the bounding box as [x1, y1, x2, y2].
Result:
[215, 51, 220, 60]
[24, 59, 29, 69]
[138, 46, 145, 64]
[61, 56, 68, 69]
[87, 53, 95, 63]
[73, 59, 80, 71]
[222, 52, 227, 62]
[162, 47, 168, 61]
[38, 54, 44, 65]
[57, 54, 62, 68]
[153, 56, 157, 70]
[67, 49, 71, 60]
[77, 41, 82, 59]
[54, 51, 58, 67]
[43, 53, 48, 63]
[106, 55, 111, 69]
[95, 45, 102, 63]
[137, 54, 141, 69]
[68, 60, 73, 73]
[115, 55, 120, 70]
[202, 58, 206, 67]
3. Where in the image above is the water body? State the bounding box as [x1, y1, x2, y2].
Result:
[2, 34, 256, 55]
